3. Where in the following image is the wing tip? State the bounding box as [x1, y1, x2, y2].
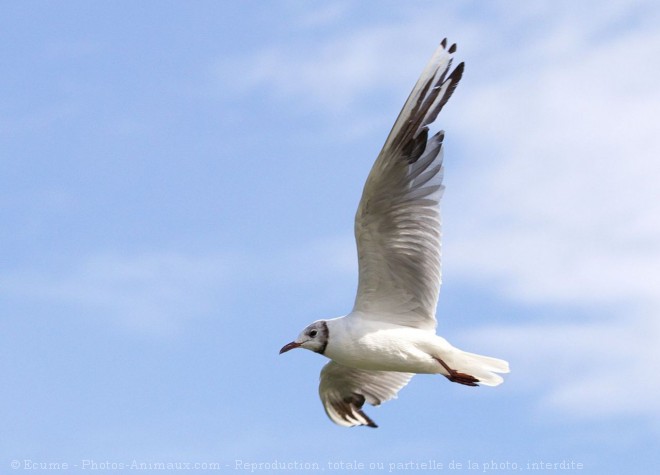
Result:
[440, 38, 457, 54]
[451, 61, 465, 84]
[346, 394, 379, 428]
[323, 393, 381, 428]
[356, 407, 378, 428]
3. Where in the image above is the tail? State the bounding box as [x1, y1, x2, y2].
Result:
[451, 350, 510, 387]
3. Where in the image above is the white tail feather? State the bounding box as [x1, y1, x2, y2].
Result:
[453, 350, 510, 387]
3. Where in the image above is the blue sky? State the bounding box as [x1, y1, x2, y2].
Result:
[2, 0, 659, 473]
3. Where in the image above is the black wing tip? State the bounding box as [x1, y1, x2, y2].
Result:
[452, 61, 465, 81]
[442, 61, 465, 101]
[356, 408, 378, 428]
[440, 38, 457, 54]
[347, 394, 379, 428]
[336, 408, 379, 428]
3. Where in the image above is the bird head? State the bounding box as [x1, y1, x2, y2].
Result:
[279, 321, 329, 355]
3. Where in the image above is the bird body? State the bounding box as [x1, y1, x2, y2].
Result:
[280, 38, 510, 428]
[304, 315, 507, 383]
[324, 315, 453, 374]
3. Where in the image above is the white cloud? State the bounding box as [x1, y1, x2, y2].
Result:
[1, 252, 234, 336]
[447, 4, 660, 307]
[464, 314, 660, 419]
[443, 1, 660, 419]
[0, 237, 358, 337]
[295, 1, 350, 29]
[218, 28, 408, 111]
[0, 103, 79, 136]
[213, 7, 472, 140]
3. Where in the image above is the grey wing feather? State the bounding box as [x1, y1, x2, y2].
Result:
[353, 40, 463, 330]
[318, 361, 414, 428]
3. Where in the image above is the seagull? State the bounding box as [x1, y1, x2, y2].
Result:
[280, 39, 509, 428]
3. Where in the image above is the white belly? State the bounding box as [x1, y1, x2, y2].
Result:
[324, 323, 450, 374]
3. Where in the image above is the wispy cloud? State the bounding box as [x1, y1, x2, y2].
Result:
[217, 28, 409, 111]
[0, 236, 357, 337]
[444, 1, 660, 419]
[0, 103, 80, 136]
[448, 2, 660, 307]
[1, 252, 234, 336]
[212, 7, 471, 140]
[464, 314, 660, 419]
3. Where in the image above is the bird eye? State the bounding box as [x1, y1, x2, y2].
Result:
[309, 330, 318, 338]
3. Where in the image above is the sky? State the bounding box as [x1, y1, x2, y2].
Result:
[2, 0, 659, 473]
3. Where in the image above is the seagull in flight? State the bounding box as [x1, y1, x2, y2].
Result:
[280, 39, 509, 428]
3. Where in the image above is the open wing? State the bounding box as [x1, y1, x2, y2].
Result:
[319, 361, 413, 428]
[352, 39, 463, 330]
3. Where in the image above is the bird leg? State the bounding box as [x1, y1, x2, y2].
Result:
[433, 357, 479, 387]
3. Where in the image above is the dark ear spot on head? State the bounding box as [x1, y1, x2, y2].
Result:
[316, 321, 329, 355]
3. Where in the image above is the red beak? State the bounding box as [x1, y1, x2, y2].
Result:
[279, 341, 301, 354]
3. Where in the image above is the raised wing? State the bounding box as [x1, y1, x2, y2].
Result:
[319, 361, 414, 428]
[352, 39, 463, 330]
